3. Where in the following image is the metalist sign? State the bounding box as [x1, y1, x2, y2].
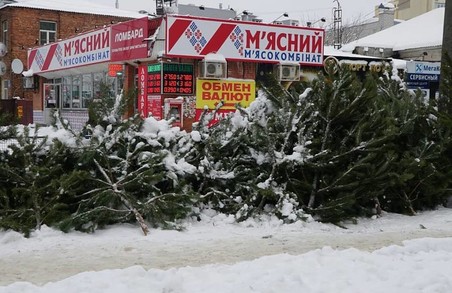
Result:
[405, 61, 441, 83]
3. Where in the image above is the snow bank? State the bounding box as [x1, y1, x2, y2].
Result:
[1, 237, 451, 293]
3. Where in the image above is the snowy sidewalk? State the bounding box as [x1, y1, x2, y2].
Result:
[1, 208, 452, 291]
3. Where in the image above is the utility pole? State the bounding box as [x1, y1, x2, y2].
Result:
[439, 1, 452, 113]
[441, 1, 452, 57]
[333, 0, 343, 49]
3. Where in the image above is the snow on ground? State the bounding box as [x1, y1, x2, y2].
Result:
[1, 208, 452, 292]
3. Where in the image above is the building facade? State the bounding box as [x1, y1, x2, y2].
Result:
[27, 10, 325, 131]
[342, 7, 444, 63]
[392, 0, 446, 20]
[2, 0, 327, 131]
[0, 0, 143, 126]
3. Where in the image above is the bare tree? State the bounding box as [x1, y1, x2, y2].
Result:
[323, 15, 366, 47]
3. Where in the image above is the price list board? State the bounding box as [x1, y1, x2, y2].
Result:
[146, 63, 194, 95]
[162, 63, 194, 95]
[147, 63, 162, 94]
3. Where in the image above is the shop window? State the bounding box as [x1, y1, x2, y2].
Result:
[62, 77, 72, 108]
[82, 74, 93, 107]
[62, 72, 117, 109]
[39, 21, 57, 45]
[62, 75, 81, 109]
[72, 75, 81, 107]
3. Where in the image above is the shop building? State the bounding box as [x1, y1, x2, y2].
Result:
[341, 8, 443, 62]
[390, 0, 446, 20]
[27, 5, 325, 131]
[0, 0, 144, 124]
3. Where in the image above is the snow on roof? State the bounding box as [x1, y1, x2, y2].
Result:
[391, 58, 407, 70]
[2, 0, 145, 18]
[342, 8, 444, 52]
[324, 46, 383, 60]
[381, 2, 396, 9]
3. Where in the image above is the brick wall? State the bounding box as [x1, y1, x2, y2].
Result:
[0, 6, 133, 101]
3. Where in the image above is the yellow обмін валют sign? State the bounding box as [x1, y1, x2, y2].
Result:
[196, 79, 256, 111]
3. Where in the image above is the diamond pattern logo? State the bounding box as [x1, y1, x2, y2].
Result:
[35, 50, 45, 70]
[194, 43, 202, 53]
[194, 29, 202, 40]
[189, 22, 198, 32]
[185, 28, 193, 38]
[55, 45, 63, 66]
[229, 25, 244, 56]
[189, 36, 197, 46]
[183, 22, 244, 55]
[185, 22, 207, 53]
[199, 37, 207, 47]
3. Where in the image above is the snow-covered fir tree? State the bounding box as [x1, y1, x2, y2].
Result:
[1, 61, 452, 235]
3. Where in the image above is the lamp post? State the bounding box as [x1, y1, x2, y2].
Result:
[272, 12, 289, 23]
[236, 10, 249, 21]
[307, 17, 326, 27]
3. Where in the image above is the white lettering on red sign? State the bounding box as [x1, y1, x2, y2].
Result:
[114, 28, 144, 42]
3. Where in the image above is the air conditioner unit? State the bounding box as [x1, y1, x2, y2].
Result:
[276, 64, 300, 81]
[201, 61, 226, 79]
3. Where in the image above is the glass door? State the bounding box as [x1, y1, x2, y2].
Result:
[44, 83, 61, 109]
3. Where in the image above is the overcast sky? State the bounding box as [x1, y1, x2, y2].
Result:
[94, 0, 386, 25]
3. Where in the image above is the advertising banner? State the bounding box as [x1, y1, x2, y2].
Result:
[196, 79, 256, 110]
[166, 15, 324, 66]
[28, 28, 111, 74]
[405, 61, 441, 99]
[406, 61, 441, 75]
[138, 65, 148, 118]
[405, 61, 440, 83]
[148, 95, 163, 120]
[111, 17, 149, 62]
[194, 108, 236, 125]
[405, 73, 439, 82]
[28, 17, 162, 75]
